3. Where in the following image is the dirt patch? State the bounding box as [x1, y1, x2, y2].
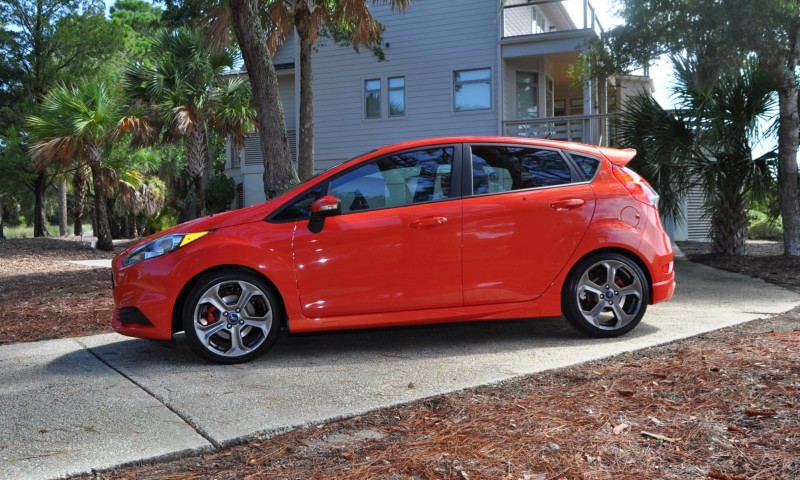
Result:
[0, 237, 128, 345]
[677, 241, 800, 294]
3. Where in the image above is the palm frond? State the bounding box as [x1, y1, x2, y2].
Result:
[267, 1, 295, 55]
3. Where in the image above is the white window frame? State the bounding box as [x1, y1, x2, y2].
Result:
[453, 68, 492, 112]
[364, 78, 381, 119]
[388, 76, 406, 117]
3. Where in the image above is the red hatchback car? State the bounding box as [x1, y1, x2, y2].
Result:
[112, 137, 675, 363]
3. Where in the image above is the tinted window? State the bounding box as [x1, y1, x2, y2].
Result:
[271, 185, 325, 222]
[330, 147, 454, 214]
[570, 153, 601, 179]
[470, 145, 573, 194]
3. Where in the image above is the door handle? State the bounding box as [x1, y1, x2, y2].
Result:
[550, 199, 585, 211]
[411, 216, 448, 228]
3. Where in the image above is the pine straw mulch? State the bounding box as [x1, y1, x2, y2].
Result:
[60, 240, 797, 480]
[0, 237, 127, 345]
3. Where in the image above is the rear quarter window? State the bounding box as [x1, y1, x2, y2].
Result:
[569, 153, 601, 180]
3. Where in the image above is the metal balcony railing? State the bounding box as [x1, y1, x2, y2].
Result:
[502, 0, 604, 38]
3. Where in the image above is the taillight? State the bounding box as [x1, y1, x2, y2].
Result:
[612, 166, 659, 207]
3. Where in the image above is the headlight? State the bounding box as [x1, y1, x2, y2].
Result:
[123, 231, 211, 267]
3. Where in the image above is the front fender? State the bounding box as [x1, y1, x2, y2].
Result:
[181, 224, 301, 321]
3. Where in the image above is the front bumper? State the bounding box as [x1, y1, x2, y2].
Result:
[111, 250, 192, 341]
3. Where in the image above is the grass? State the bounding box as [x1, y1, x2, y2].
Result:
[1, 222, 78, 239]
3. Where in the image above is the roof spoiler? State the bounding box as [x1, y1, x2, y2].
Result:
[597, 147, 637, 167]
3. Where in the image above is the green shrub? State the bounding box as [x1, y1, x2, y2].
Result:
[748, 210, 783, 240]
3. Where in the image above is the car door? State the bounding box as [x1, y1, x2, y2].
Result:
[462, 143, 596, 305]
[292, 145, 464, 318]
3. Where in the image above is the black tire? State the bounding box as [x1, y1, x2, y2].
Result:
[562, 253, 649, 338]
[183, 270, 281, 364]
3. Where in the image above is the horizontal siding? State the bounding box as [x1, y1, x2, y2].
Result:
[279, 75, 295, 129]
[272, 39, 294, 65]
[310, 0, 500, 163]
[686, 187, 712, 241]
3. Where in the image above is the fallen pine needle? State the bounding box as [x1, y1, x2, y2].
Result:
[708, 470, 747, 480]
[640, 431, 676, 443]
[744, 408, 776, 417]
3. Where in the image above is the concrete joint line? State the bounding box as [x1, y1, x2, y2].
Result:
[77, 340, 221, 449]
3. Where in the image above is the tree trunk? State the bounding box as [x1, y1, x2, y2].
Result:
[87, 144, 113, 251]
[711, 191, 749, 255]
[57, 177, 68, 236]
[296, 9, 315, 181]
[33, 172, 50, 237]
[776, 78, 800, 256]
[72, 163, 87, 236]
[229, 0, 300, 200]
[185, 121, 210, 219]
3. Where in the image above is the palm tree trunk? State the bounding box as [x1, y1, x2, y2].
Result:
[229, 0, 300, 199]
[57, 178, 68, 236]
[185, 122, 209, 219]
[711, 191, 748, 255]
[87, 144, 113, 251]
[72, 164, 87, 236]
[775, 77, 800, 256]
[33, 172, 50, 237]
[296, 8, 314, 181]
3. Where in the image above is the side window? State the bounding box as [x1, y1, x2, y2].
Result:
[364, 79, 381, 118]
[329, 147, 455, 214]
[270, 185, 325, 222]
[570, 153, 601, 180]
[470, 145, 573, 194]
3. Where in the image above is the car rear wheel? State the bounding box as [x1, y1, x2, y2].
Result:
[563, 253, 649, 337]
[183, 271, 281, 364]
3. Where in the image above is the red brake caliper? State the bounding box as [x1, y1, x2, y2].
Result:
[205, 305, 219, 324]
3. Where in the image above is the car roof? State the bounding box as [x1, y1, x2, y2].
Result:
[369, 136, 636, 166]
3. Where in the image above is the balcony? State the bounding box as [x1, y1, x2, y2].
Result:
[502, 0, 604, 39]
[503, 114, 614, 147]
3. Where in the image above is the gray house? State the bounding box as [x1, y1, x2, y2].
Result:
[227, 0, 656, 209]
[222, 0, 720, 240]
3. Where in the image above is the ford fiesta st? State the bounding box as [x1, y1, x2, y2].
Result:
[112, 137, 675, 363]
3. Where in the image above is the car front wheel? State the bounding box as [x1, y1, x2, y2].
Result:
[183, 271, 281, 364]
[562, 253, 650, 337]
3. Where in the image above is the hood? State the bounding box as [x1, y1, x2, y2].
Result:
[124, 202, 273, 252]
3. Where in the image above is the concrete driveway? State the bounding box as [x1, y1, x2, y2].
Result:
[2, 253, 799, 480]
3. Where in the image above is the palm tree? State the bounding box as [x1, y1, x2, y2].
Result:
[617, 58, 777, 255]
[125, 28, 256, 219]
[27, 82, 135, 251]
[267, 0, 412, 181]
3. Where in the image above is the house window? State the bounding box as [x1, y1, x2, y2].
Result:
[570, 97, 584, 115]
[231, 148, 241, 168]
[365, 79, 381, 118]
[454, 68, 491, 112]
[388, 76, 405, 116]
[554, 99, 566, 116]
[515, 72, 538, 119]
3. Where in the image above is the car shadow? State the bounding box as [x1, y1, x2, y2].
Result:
[49, 317, 661, 374]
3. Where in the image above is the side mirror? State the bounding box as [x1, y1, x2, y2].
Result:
[309, 195, 341, 233]
[311, 195, 341, 216]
